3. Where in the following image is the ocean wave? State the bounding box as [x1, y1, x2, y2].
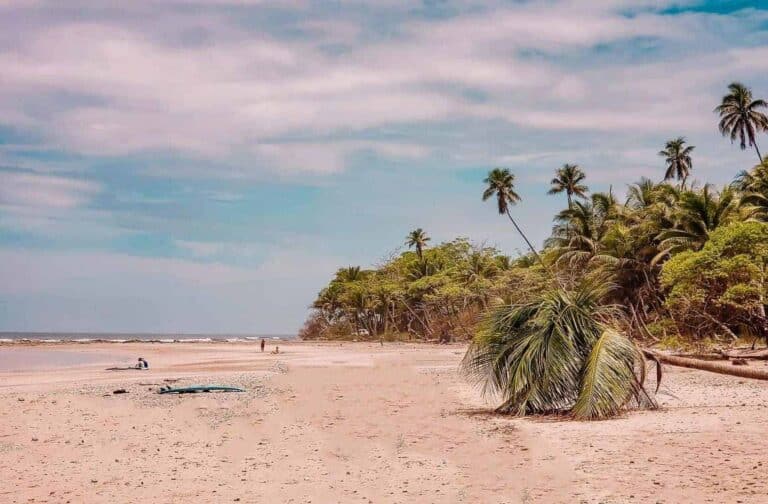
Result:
[0, 334, 294, 343]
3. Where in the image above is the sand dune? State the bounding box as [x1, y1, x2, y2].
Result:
[1, 341, 766, 503]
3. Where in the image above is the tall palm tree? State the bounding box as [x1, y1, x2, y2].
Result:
[547, 163, 588, 209]
[715, 82, 768, 162]
[659, 137, 694, 188]
[405, 228, 431, 260]
[482, 168, 544, 266]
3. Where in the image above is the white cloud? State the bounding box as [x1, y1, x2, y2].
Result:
[0, 172, 100, 209]
[1, 0, 765, 175]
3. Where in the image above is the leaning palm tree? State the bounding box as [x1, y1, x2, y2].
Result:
[462, 278, 657, 419]
[715, 82, 768, 162]
[405, 228, 431, 260]
[548, 163, 589, 209]
[659, 137, 694, 188]
[482, 168, 544, 266]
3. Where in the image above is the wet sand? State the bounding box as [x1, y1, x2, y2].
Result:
[1, 341, 766, 503]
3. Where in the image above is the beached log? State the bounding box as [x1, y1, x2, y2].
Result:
[721, 349, 768, 361]
[644, 350, 768, 381]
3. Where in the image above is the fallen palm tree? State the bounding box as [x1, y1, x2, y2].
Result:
[643, 350, 768, 381]
[462, 279, 658, 420]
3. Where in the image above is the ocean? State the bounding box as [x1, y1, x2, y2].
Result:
[0, 332, 296, 344]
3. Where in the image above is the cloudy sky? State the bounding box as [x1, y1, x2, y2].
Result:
[1, 0, 767, 333]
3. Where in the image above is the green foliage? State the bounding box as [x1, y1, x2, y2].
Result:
[661, 221, 768, 338]
[303, 237, 544, 341]
[462, 280, 655, 419]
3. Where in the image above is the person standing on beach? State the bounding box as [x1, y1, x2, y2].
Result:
[260, 338, 265, 352]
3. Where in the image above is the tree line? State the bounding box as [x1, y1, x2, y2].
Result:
[301, 82, 768, 350]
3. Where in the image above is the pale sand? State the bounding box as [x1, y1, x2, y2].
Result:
[1, 342, 767, 503]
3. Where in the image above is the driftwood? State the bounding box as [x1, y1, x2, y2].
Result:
[721, 349, 768, 361]
[645, 350, 768, 381]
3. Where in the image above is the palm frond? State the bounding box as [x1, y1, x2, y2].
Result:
[462, 280, 655, 419]
[572, 329, 650, 420]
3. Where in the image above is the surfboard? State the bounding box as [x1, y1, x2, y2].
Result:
[157, 385, 245, 394]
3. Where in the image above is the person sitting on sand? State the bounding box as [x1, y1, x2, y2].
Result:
[136, 357, 149, 369]
[271, 346, 279, 354]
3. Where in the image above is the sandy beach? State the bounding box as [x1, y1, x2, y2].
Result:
[1, 341, 767, 503]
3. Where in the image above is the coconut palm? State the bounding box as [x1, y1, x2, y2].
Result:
[482, 168, 544, 266]
[715, 82, 768, 162]
[735, 158, 768, 194]
[313, 283, 344, 323]
[734, 158, 768, 220]
[405, 228, 431, 260]
[548, 200, 602, 266]
[335, 266, 364, 283]
[462, 278, 657, 419]
[659, 137, 694, 188]
[626, 178, 659, 210]
[656, 185, 738, 255]
[548, 163, 589, 209]
[460, 251, 498, 286]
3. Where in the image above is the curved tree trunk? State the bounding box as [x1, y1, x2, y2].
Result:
[504, 208, 546, 268]
[645, 350, 768, 381]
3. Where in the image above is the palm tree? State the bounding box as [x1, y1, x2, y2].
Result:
[659, 137, 694, 188]
[405, 228, 431, 260]
[482, 168, 544, 266]
[335, 266, 364, 283]
[715, 82, 768, 162]
[734, 158, 768, 220]
[462, 278, 657, 419]
[656, 185, 738, 256]
[548, 200, 601, 266]
[548, 163, 588, 209]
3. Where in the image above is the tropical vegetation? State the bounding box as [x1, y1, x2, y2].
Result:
[300, 82, 768, 418]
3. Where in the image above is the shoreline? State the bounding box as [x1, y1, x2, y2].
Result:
[2, 342, 766, 502]
[0, 336, 294, 345]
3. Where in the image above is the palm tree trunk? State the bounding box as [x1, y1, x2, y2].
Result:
[755, 141, 763, 164]
[645, 350, 768, 381]
[504, 208, 546, 268]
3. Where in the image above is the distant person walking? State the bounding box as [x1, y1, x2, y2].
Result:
[260, 338, 266, 352]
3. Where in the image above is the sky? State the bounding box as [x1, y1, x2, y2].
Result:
[1, 0, 768, 333]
